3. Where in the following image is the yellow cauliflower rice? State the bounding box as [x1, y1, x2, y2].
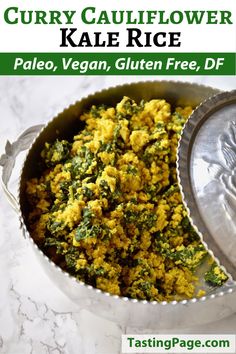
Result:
[26, 96, 227, 302]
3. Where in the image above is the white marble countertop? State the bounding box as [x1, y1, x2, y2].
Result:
[0, 76, 236, 354]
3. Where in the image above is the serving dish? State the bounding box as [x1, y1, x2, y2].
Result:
[177, 90, 236, 280]
[1, 80, 236, 329]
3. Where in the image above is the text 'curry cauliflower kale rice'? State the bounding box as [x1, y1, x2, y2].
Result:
[26, 96, 227, 302]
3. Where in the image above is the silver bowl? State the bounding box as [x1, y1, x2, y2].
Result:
[1, 80, 236, 329]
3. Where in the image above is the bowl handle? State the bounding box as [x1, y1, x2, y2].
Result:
[0, 124, 44, 213]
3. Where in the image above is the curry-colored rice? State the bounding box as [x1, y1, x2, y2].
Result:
[26, 96, 227, 301]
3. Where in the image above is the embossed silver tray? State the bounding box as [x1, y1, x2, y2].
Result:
[177, 90, 236, 280]
[1, 81, 236, 330]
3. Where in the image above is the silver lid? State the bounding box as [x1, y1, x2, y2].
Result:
[177, 90, 236, 279]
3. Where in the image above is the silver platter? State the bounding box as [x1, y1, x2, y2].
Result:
[177, 90, 236, 279]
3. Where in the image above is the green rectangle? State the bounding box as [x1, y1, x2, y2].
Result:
[0, 52, 235, 75]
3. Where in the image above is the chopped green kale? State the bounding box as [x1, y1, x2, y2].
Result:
[204, 263, 228, 286]
[70, 146, 95, 179]
[42, 140, 71, 167]
[90, 104, 107, 118]
[124, 209, 157, 230]
[126, 164, 137, 175]
[75, 207, 110, 241]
